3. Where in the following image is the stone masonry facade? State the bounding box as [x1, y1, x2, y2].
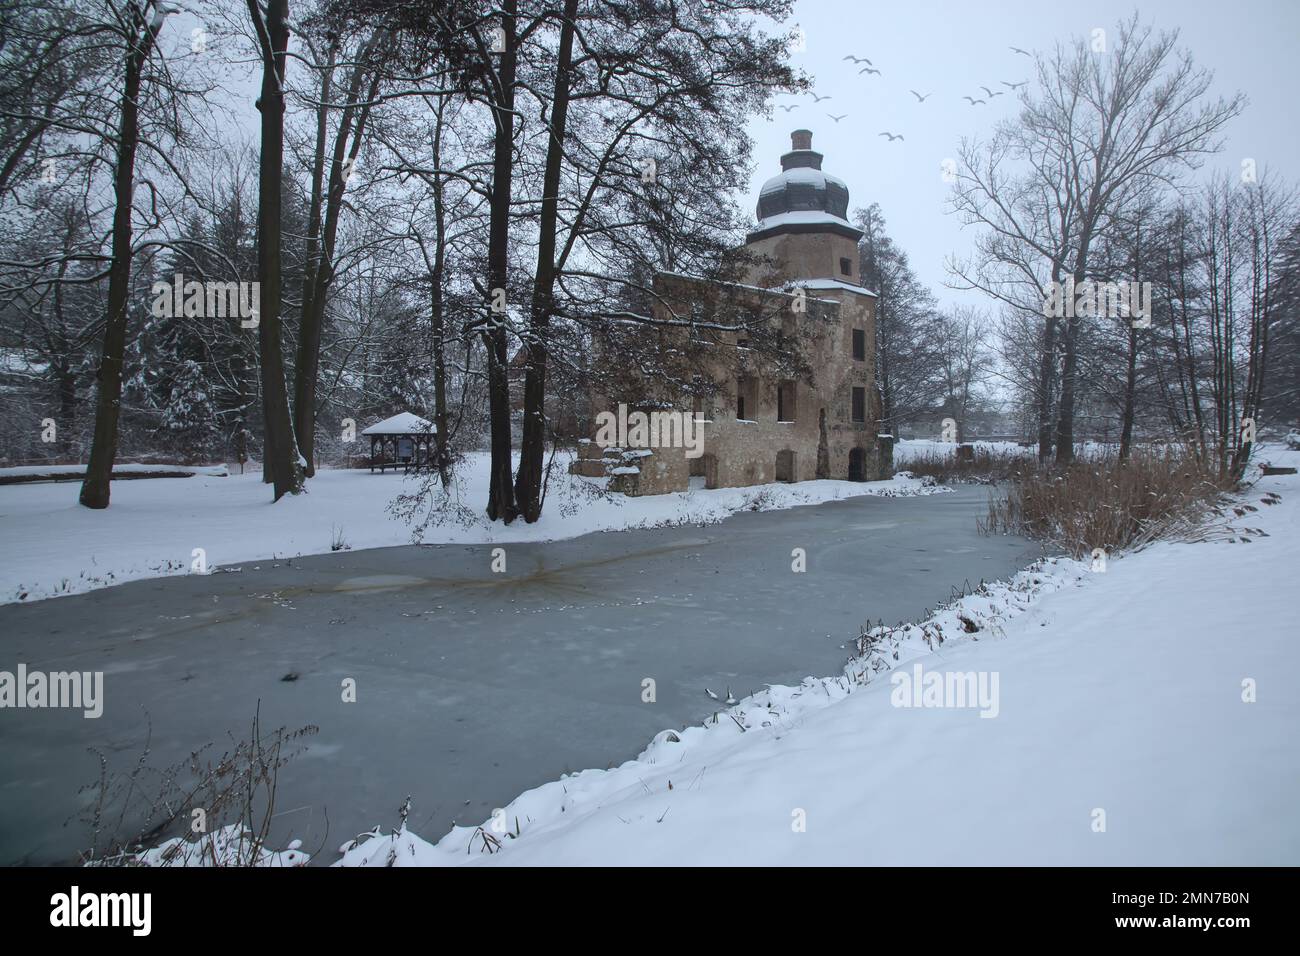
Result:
[571, 130, 890, 495]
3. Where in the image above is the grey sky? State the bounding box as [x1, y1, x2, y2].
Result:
[744, 0, 1300, 310]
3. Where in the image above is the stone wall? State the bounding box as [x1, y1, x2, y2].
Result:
[568, 234, 889, 494]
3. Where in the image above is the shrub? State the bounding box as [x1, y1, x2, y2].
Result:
[79, 711, 317, 867]
[981, 448, 1233, 558]
[899, 446, 1033, 484]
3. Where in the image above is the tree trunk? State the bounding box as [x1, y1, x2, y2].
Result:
[431, 281, 450, 483]
[816, 408, 829, 478]
[1036, 313, 1056, 461]
[294, 36, 380, 477]
[484, 1, 519, 524]
[515, 0, 578, 523]
[422, 96, 452, 484]
[1118, 323, 1137, 461]
[1056, 237, 1095, 467]
[52, 223, 77, 455]
[79, 10, 164, 509]
[293, 41, 336, 477]
[1055, 303, 1081, 464]
[250, 0, 302, 501]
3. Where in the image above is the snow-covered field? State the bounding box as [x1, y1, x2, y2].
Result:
[321, 448, 1299, 866]
[0, 463, 230, 479]
[894, 437, 1028, 463]
[0, 451, 944, 604]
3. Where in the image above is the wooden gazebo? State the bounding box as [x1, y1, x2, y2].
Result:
[362, 412, 436, 474]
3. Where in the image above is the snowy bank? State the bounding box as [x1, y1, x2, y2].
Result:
[0, 451, 944, 604]
[0, 462, 229, 484]
[334, 449, 1300, 866]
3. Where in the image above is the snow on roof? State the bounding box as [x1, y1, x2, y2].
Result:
[752, 209, 856, 231]
[759, 167, 848, 195]
[362, 412, 435, 435]
[790, 278, 879, 299]
[656, 270, 840, 305]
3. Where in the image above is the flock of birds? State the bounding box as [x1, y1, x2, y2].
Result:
[774, 46, 1034, 144]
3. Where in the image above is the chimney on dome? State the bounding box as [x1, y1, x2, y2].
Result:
[791, 129, 813, 151]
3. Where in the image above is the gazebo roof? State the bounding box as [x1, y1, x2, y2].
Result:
[362, 412, 435, 436]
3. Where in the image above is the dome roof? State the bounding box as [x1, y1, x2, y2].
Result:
[749, 130, 861, 243]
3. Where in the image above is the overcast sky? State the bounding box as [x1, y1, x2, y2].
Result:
[743, 0, 1300, 311]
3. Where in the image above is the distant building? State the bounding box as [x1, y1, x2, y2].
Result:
[572, 130, 889, 494]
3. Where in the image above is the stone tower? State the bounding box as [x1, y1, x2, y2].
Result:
[744, 130, 864, 286]
[571, 129, 888, 494]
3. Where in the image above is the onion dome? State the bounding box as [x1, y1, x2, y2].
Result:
[748, 130, 862, 243]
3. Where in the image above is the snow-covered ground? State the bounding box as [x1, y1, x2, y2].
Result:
[0, 463, 229, 479]
[894, 438, 1027, 463]
[0, 451, 944, 604]
[894, 437, 1127, 463]
[323, 448, 1299, 866]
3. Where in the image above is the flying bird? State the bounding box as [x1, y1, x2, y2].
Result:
[909, 90, 932, 102]
[1001, 80, 1027, 90]
[778, 104, 798, 112]
[827, 113, 848, 122]
[962, 96, 986, 106]
[809, 92, 832, 102]
[859, 66, 881, 75]
[843, 55, 872, 65]
[1010, 45, 1031, 57]
[878, 131, 904, 141]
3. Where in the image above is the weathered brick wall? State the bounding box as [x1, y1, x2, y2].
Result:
[682, 281, 884, 488]
[569, 234, 889, 493]
[744, 230, 862, 287]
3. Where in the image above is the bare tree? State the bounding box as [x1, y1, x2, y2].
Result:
[951, 14, 1243, 464]
[247, 0, 304, 500]
[856, 203, 944, 442]
[79, 1, 176, 509]
[293, 22, 386, 476]
[934, 306, 993, 443]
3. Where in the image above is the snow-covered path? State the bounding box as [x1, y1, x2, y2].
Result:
[339, 454, 1300, 866]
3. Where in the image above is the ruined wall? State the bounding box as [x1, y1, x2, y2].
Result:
[569, 243, 888, 494]
[649, 273, 884, 489]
